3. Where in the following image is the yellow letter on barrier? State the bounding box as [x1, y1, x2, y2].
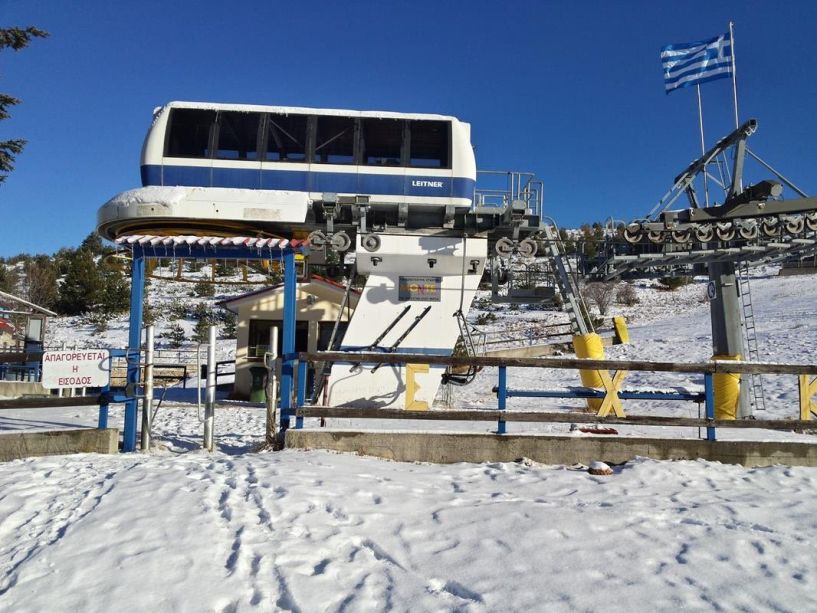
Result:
[799, 375, 817, 420]
[596, 369, 627, 418]
[405, 363, 430, 411]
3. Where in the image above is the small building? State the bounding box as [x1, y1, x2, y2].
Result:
[0, 319, 15, 347]
[219, 276, 359, 399]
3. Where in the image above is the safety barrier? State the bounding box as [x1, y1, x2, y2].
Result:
[293, 351, 817, 441]
[0, 348, 138, 435]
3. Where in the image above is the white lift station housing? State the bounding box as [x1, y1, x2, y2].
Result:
[327, 234, 487, 409]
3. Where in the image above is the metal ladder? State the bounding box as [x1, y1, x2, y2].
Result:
[542, 224, 595, 335]
[737, 260, 766, 412]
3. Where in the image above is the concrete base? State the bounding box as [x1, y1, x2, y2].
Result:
[0, 429, 119, 462]
[285, 430, 817, 468]
[0, 381, 47, 398]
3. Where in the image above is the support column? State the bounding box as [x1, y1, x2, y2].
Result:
[140, 325, 154, 451]
[279, 249, 296, 431]
[708, 261, 750, 419]
[124, 252, 145, 452]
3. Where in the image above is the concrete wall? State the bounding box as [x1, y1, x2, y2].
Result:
[0, 381, 47, 398]
[0, 428, 119, 462]
[285, 430, 817, 468]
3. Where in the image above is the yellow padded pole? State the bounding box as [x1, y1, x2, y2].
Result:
[712, 354, 741, 420]
[613, 316, 630, 344]
[800, 375, 817, 420]
[405, 363, 430, 411]
[573, 333, 606, 410]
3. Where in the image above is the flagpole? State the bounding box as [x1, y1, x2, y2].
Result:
[696, 84, 710, 206]
[729, 21, 739, 129]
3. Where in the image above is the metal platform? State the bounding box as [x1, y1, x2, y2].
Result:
[597, 235, 817, 279]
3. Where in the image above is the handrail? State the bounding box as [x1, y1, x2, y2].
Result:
[301, 351, 816, 376]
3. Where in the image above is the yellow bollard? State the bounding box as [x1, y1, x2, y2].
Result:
[573, 333, 606, 410]
[712, 354, 741, 420]
[613, 316, 630, 344]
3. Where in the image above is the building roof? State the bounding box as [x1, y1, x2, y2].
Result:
[0, 290, 57, 317]
[217, 275, 360, 313]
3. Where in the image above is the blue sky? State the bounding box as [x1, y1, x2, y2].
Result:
[2, 0, 817, 256]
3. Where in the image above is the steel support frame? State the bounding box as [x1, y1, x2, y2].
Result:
[125, 243, 305, 452]
[708, 261, 751, 418]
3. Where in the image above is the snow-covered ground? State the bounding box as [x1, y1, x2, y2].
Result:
[1, 265, 816, 611]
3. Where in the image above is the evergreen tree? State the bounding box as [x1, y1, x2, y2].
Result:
[165, 322, 186, 348]
[0, 261, 17, 294]
[220, 310, 237, 339]
[57, 249, 101, 315]
[79, 232, 104, 255]
[24, 255, 58, 309]
[193, 302, 216, 343]
[98, 264, 130, 314]
[0, 26, 49, 183]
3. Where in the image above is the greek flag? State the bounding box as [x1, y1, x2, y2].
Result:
[661, 32, 733, 93]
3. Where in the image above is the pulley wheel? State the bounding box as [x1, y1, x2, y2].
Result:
[785, 216, 805, 235]
[761, 218, 779, 237]
[646, 230, 664, 244]
[330, 231, 352, 252]
[671, 229, 691, 243]
[694, 224, 714, 243]
[308, 230, 327, 249]
[517, 238, 538, 258]
[805, 212, 817, 232]
[715, 223, 735, 242]
[737, 223, 759, 241]
[623, 225, 643, 244]
[362, 234, 381, 252]
[495, 237, 515, 257]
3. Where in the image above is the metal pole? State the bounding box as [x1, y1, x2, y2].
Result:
[203, 325, 216, 452]
[140, 325, 155, 451]
[279, 249, 296, 431]
[497, 366, 507, 434]
[296, 360, 307, 429]
[708, 261, 751, 418]
[196, 343, 202, 415]
[729, 21, 740, 130]
[265, 326, 279, 447]
[124, 251, 145, 452]
[704, 373, 716, 441]
[696, 84, 709, 207]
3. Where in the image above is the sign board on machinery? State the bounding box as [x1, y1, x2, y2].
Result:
[41, 350, 111, 389]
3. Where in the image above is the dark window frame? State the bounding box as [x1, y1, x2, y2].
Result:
[312, 115, 359, 165]
[163, 108, 218, 159]
[212, 111, 263, 161]
[262, 112, 310, 163]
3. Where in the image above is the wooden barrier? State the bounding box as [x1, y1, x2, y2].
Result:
[296, 407, 815, 432]
[298, 351, 817, 440]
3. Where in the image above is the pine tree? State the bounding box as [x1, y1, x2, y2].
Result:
[0, 260, 17, 294]
[220, 310, 237, 339]
[57, 249, 102, 315]
[0, 26, 49, 183]
[24, 256, 58, 309]
[165, 322, 186, 348]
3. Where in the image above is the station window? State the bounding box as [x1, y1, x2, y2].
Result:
[248, 320, 309, 358]
[166, 108, 216, 158]
[361, 118, 404, 166]
[314, 116, 356, 164]
[265, 113, 308, 162]
[409, 120, 450, 168]
[215, 112, 261, 160]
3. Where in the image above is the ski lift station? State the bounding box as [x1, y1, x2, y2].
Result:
[6, 97, 817, 465]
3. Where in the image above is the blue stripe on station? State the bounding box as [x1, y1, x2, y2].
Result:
[141, 165, 475, 199]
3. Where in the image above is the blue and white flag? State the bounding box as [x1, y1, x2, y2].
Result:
[660, 32, 733, 93]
